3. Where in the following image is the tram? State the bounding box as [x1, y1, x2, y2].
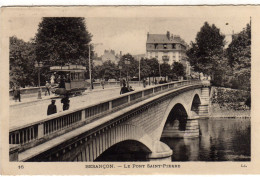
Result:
[50, 64, 88, 96]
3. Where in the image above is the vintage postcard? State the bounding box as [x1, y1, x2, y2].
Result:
[0, 6, 260, 175]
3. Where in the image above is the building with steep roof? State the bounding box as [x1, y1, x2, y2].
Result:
[146, 31, 188, 64]
[146, 31, 190, 76]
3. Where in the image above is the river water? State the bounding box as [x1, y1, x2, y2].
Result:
[161, 118, 251, 161]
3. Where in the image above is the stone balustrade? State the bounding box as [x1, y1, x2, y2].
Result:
[9, 80, 202, 146]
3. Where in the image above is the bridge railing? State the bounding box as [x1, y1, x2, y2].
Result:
[9, 80, 202, 145]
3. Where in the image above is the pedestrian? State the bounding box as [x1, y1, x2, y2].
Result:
[155, 78, 158, 85]
[101, 79, 105, 89]
[61, 94, 70, 111]
[47, 99, 57, 115]
[17, 86, 21, 102]
[45, 81, 51, 96]
[13, 86, 18, 102]
[50, 74, 55, 86]
[159, 78, 163, 84]
[91, 78, 94, 90]
[120, 83, 129, 95]
[143, 78, 146, 88]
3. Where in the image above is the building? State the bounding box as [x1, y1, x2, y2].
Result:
[146, 31, 190, 76]
[101, 50, 121, 64]
[93, 53, 103, 66]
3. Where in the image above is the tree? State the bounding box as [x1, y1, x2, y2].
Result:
[147, 58, 160, 77]
[9, 36, 37, 88]
[35, 17, 92, 66]
[226, 24, 251, 91]
[187, 22, 225, 79]
[160, 63, 171, 78]
[118, 54, 138, 78]
[99, 61, 119, 80]
[140, 58, 151, 79]
[172, 62, 185, 78]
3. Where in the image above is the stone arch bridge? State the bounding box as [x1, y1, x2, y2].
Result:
[9, 80, 211, 162]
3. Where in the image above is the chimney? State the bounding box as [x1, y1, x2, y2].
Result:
[167, 31, 170, 40]
[120, 51, 122, 57]
[147, 32, 149, 38]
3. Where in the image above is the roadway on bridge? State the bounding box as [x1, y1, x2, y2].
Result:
[10, 85, 149, 129]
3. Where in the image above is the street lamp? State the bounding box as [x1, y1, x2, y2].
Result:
[34, 61, 43, 99]
[125, 58, 130, 87]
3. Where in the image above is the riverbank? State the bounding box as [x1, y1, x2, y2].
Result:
[209, 87, 250, 119]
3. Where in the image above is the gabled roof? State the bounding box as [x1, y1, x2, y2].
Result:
[147, 34, 183, 44]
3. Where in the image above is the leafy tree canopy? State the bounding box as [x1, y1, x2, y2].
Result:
[172, 62, 185, 78]
[10, 36, 37, 88]
[226, 23, 251, 91]
[147, 58, 160, 76]
[118, 54, 138, 78]
[160, 63, 171, 77]
[35, 17, 92, 66]
[140, 58, 151, 78]
[187, 22, 225, 76]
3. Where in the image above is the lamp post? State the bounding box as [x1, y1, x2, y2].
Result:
[125, 58, 130, 88]
[34, 61, 43, 99]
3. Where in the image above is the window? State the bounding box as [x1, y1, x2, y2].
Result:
[154, 43, 158, 49]
[172, 44, 176, 49]
[163, 44, 167, 49]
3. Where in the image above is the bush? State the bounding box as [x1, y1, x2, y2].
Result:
[212, 87, 250, 110]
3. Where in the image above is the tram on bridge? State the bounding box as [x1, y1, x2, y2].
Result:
[50, 64, 88, 96]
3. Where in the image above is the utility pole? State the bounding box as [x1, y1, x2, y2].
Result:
[89, 45, 92, 91]
[87, 43, 103, 91]
[138, 57, 141, 86]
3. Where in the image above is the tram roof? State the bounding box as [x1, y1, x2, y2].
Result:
[50, 65, 86, 71]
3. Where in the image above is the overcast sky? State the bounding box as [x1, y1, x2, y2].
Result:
[8, 7, 251, 56]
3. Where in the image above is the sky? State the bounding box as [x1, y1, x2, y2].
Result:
[7, 7, 251, 56]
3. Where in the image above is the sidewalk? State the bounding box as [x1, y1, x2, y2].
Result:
[9, 86, 120, 107]
[9, 84, 150, 107]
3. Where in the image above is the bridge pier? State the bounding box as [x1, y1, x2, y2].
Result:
[161, 119, 199, 138]
[199, 84, 210, 118]
[147, 141, 172, 161]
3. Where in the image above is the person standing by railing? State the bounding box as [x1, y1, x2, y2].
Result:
[120, 83, 129, 95]
[47, 99, 57, 115]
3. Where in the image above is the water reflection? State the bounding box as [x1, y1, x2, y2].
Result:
[161, 118, 250, 161]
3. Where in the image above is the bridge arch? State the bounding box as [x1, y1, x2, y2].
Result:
[72, 124, 157, 161]
[191, 94, 202, 117]
[158, 89, 202, 139]
[95, 140, 151, 161]
[164, 103, 188, 131]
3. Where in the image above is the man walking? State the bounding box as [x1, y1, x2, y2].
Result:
[47, 99, 57, 115]
[45, 81, 51, 96]
[61, 94, 70, 111]
[101, 78, 105, 89]
[143, 78, 146, 88]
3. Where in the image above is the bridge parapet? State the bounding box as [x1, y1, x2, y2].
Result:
[9, 80, 205, 158]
